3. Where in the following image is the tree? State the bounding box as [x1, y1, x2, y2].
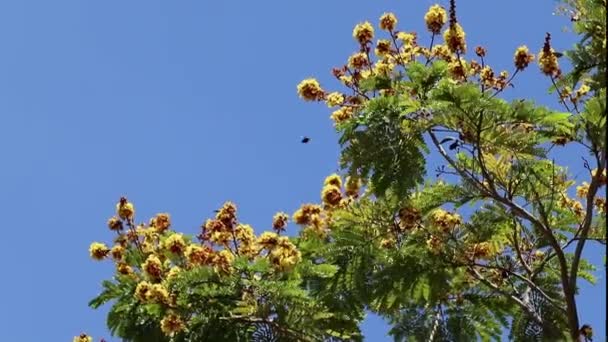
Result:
[76, 0, 605, 341]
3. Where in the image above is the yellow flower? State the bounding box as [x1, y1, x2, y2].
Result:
[163, 233, 186, 255]
[110, 244, 125, 261]
[297, 78, 325, 101]
[443, 23, 466, 53]
[374, 59, 395, 76]
[214, 249, 235, 273]
[576, 182, 590, 198]
[375, 39, 392, 57]
[116, 262, 133, 275]
[330, 107, 354, 125]
[397, 32, 416, 47]
[292, 204, 322, 225]
[73, 334, 93, 342]
[448, 58, 468, 80]
[339, 75, 353, 86]
[185, 244, 213, 265]
[431, 209, 462, 233]
[89, 242, 109, 261]
[160, 313, 185, 336]
[353, 21, 374, 44]
[575, 84, 591, 99]
[379, 12, 398, 31]
[107, 216, 122, 231]
[135, 281, 153, 302]
[116, 197, 135, 220]
[431, 44, 453, 61]
[142, 254, 163, 280]
[257, 231, 280, 249]
[426, 236, 442, 255]
[321, 184, 342, 207]
[513, 46, 535, 70]
[151, 213, 171, 233]
[348, 52, 369, 70]
[325, 92, 345, 108]
[272, 212, 289, 232]
[148, 283, 170, 304]
[538, 49, 559, 76]
[424, 5, 447, 34]
[324, 173, 343, 188]
[480, 66, 494, 86]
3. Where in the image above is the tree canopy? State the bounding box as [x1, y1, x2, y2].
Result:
[75, 0, 606, 341]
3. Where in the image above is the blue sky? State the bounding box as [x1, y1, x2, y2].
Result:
[0, 0, 604, 341]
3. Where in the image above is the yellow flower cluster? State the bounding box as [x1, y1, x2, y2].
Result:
[430, 209, 462, 233]
[513, 46, 535, 70]
[443, 23, 466, 54]
[379, 12, 398, 31]
[330, 106, 354, 125]
[160, 313, 185, 336]
[325, 92, 345, 108]
[538, 33, 559, 77]
[424, 5, 448, 34]
[89, 242, 110, 261]
[90, 198, 306, 336]
[576, 182, 590, 198]
[297, 78, 325, 101]
[353, 21, 374, 44]
[398, 206, 422, 231]
[465, 242, 495, 260]
[73, 334, 93, 342]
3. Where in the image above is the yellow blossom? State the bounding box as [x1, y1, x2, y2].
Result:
[292, 204, 322, 225]
[135, 281, 153, 302]
[324, 173, 343, 188]
[575, 84, 591, 99]
[576, 182, 590, 198]
[272, 212, 289, 232]
[151, 213, 171, 233]
[110, 244, 125, 261]
[374, 59, 395, 76]
[379, 12, 398, 31]
[116, 262, 133, 275]
[89, 242, 109, 261]
[353, 21, 374, 44]
[397, 32, 416, 47]
[380, 238, 396, 249]
[185, 244, 213, 265]
[257, 231, 279, 249]
[424, 5, 448, 34]
[107, 216, 122, 231]
[160, 313, 185, 336]
[297, 78, 325, 101]
[348, 52, 369, 70]
[73, 334, 93, 342]
[147, 283, 170, 304]
[375, 39, 392, 57]
[513, 46, 535, 70]
[142, 254, 163, 280]
[325, 92, 345, 108]
[116, 197, 135, 220]
[443, 23, 466, 53]
[163, 233, 186, 255]
[330, 107, 354, 125]
[321, 184, 342, 207]
[480, 66, 494, 86]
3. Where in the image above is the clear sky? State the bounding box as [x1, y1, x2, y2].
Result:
[0, 0, 604, 341]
